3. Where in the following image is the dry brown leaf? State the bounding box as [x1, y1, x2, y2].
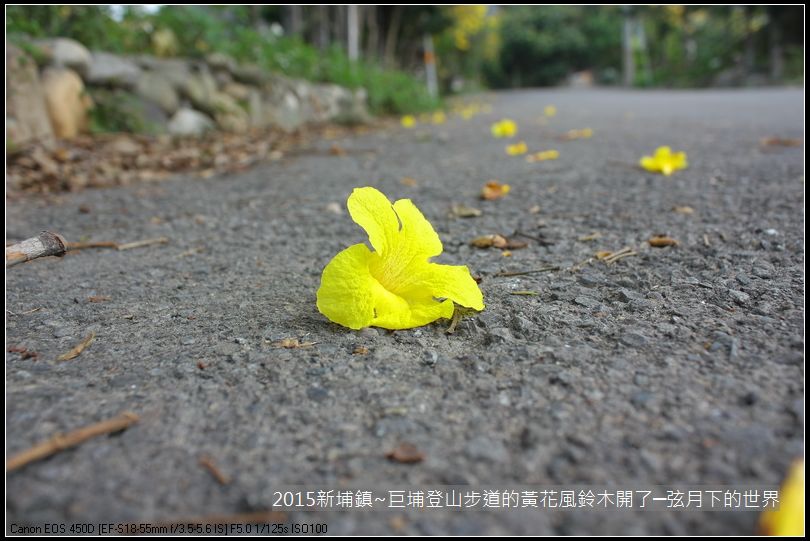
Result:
[578, 232, 602, 242]
[481, 180, 511, 200]
[329, 143, 346, 156]
[471, 234, 508, 249]
[400, 177, 418, 187]
[595, 250, 614, 260]
[57, 332, 96, 361]
[450, 204, 482, 218]
[352, 345, 369, 355]
[87, 295, 111, 303]
[760, 136, 802, 147]
[385, 442, 425, 464]
[470, 234, 526, 250]
[673, 206, 695, 214]
[8, 346, 38, 359]
[273, 338, 317, 349]
[649, 235, 679, 247]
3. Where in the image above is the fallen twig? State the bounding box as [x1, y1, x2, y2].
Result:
[512, 230, 555, 246]
[6, 231, 67, 267]
[66, 241, 118, 251]
[6, 411, 139, 472]
[445, 309, 463, 334]
[199, 455, 231, 485]
[57, 331, 96, 361]
[117, 237, 169, 251]
[66, 238, 169, 252]
[495, 266, 560, 277]
[6, 307, 43, 316]
[602, 247, 638, 264]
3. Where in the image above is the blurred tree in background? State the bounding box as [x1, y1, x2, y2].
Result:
[6, 4, 804, 103]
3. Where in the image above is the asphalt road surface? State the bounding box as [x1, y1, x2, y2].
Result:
[6, 88, 804, 535]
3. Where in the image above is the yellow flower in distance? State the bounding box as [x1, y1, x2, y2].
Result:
[317, 187, 484, 330]
[505, 141, 528, 156]
[400, 115, 416, 128]
[544, 105, 557, 117]
[526, 150, 560, 163]
[491, 119, 517, 138]
[759, 460, 804, 536]
[431, 111, 447, 125]
[640, 146, 688, 176]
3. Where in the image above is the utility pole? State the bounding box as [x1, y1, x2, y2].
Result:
[348, 5, 360, 62]
[423, 34, 438, 98]
[622, 6, 636, 87]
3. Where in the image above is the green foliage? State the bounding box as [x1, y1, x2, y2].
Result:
[6, 5, 437, 115]
[485, 6, 622, 88]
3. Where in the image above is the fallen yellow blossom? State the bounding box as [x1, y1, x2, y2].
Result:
[640, 146, 688, 176]
[526, 150, 560, 162]
[316, 187, 484, 330]
[505, 141, 528, 156]
[491, 119, 518, 138]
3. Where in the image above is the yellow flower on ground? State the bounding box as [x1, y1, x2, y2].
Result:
[759, 460, 804, 536]
[317, 187, 484, 330]
[431, 111, 446, 125]
[640, 146, 688, 176]
[491, 119, 518, 138]
[526, 150, 560, 163]
[400, 115, 416, 128]
[544, 105, 557, 117]
[505, 141, 528, 156]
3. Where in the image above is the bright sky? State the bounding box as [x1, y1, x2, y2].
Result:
[108, 4, 163, 21]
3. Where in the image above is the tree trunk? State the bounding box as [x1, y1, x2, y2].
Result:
[622, 7, 636, 87]
[384, 6, 403, 68]
[768, 10, 784, 81]
[365, 5, 379, 61]
[318, 5, 330, 50]
[347, 5, 360, 61]
[288, 5, 303, 36]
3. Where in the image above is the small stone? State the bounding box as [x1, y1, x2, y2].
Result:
[487, 327, 514, 343]
[728, 289, 750, 305]
[617, 289, 644, 303]
[53, 327, 72, 338]
[577, 274, 603, 287]
[736, 274, 751, 286]
[630, 391, 653, 409]
[422, 350, 438, 366]
[574, 296, 600, 308]
[620, 332, 648, 348]
[358, 327, 378, 338]
[763, 228, 779, 236]
[306, 386, 329, 402]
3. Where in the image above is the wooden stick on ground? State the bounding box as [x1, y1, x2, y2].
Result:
[5, 231, 67, 268]
[6, 411, 139, 472]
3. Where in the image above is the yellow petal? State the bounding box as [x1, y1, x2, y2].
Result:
[760, 460, 805, 536]
[392, 198, 443, 258]
[371, 296, 455, 330]
[655, 146, 672, 160]
[316, 243, 378, 329]
[640, 156, 657, 171]
[395, 262, 484, 311]
[672, 151, 688, 169]
[346, 187, 400, 257]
